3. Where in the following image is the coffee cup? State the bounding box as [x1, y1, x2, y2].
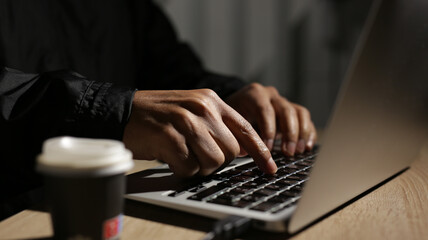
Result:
[37, 136, 133, 240]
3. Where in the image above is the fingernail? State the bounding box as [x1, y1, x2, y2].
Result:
[266, 139, 274, 150]
[287, 142, 296, 156]
[307, 139, 314, 150]
[267, 157, 277, 174]
[296, 139, 306, 153]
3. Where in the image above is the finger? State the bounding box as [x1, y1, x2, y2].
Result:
[293, 104, 313, 154]
[208, 121, 241, 164]
[158, 127, 200, 177]
[222, 105, 277, 174]
[254, 99, 277, 151]
[272, 98, 299, 156]
[186, 125, 240, 176]
[187, 130, 226, 176]
[172, 111, 227, 176]
[238, 147, 248, 157]
[306, 122, 317, 151]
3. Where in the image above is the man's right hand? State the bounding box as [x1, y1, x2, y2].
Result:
[122, 89, 277, 177]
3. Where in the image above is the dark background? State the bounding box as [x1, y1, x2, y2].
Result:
[157, 0, 373, 127]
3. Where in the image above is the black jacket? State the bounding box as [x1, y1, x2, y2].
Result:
[0, 0, 245, 212]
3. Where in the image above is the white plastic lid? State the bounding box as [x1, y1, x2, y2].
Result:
[37, 136, 134, 177]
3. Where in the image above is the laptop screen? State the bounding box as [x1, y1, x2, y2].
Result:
[289, 0, 428, 232]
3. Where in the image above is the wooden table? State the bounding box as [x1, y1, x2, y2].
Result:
[1, 141, 428, 240]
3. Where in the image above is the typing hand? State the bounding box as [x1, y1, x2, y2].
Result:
[226, 83, 317, 156]
[123, 89, 277, 177]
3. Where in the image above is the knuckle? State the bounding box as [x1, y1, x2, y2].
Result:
[296, 104, 310, 116]
[171, 108, 202, 134]
[248, 82, 264, 92]
[300, 124, 311, 135]
[240, 119, 254, 134]
[192, 97, 212, 116]
[285, 104, 297, 116]
[222, 145, 240, 164]
[259, 104, 274, 116]
[171, 107, 191, 121]
[188, 91, 219, 117]
[266, 85, 279, 95]
[179, 111, 198, 132]
[161, 126, 185, 150]
[287, 128, 299, 140]
[175, 146, 190, 161]
[199, 88, 219, 100]
[160, 124, 175, 139]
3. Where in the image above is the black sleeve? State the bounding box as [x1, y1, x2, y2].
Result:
[136, 0, 246, 99]
[0, 67, 135, 202]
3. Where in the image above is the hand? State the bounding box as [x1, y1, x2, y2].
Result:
[226, 83, 317, 156]
[123, 89, 277, 177]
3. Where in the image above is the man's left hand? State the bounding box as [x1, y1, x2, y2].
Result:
[226, 83, 317, 156]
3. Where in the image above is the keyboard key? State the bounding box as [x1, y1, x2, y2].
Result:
[296, 171, 310, 176]
[217, 180, 239, 188]
[231, 186, 252, 194]
[250, 201, 279, 212]
[208, 197, 233, 206]
[211, 174, 228, 181]
[276, 179, 298, 186]
[217, 192, 243, 200]
[230, 200, 252, 208]
[242, 181, 263, 188]
[271, 151, 282, 158]
[286, 175, 304, 181]
[236, 162, 256, 170]
[265, 184, 283, 191]
[296, 161, 312, 167]
[254, 176, 277, 184]
[229, 175, 253, 182]
[241, 194, 264, 202]
[275, 160, 288, 167]
[268, 195, 292, 203]
[223, 169, 244, 176]
[288, 173, 307, 180]
[272, 202, 296, 213]
[188, 185, 228, 201]
[168, 191, 185, 197]
[295, 154, 306, 159]
[188, 185, 206, 193]
[253, 177, 270, 184]
[286, 164, 299, 169]
[242, 168, 263, 177]
[277, 168, 297, 175]
[292, 185, 303, 192]
[280, 191, 300, 198]
[280, 186, 302, 198]
[254, 189, 277, 196]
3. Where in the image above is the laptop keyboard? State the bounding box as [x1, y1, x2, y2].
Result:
[167, 149, 317, 214]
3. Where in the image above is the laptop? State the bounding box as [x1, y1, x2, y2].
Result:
[126, 0, 428, 233]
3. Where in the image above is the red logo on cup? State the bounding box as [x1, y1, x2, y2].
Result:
[103, 214, 123, 240]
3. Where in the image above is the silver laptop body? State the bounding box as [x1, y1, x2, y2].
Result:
[126, 0, 428, 233]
